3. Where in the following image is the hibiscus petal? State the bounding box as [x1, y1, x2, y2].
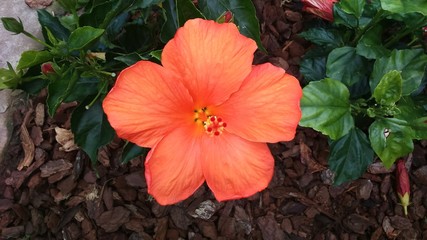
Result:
[145, 128, 205, 205]
[103, 61, 194, 148]
[201, 133, 274, 201]
[215, 63, 302, 143]
[162, 18, 257, 106]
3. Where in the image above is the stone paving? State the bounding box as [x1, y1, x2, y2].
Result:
[0, 0, 42, 164]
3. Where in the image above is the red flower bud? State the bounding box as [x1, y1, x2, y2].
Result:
[396, 159, 410, 216]
[224, 11, 233, 23]
[301, 0, 338, 22]
[41, 62, 55, 75]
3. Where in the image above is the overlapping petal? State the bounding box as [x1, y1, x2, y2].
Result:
[103, 61, 194, 148]
[200, 132, 274, 201]
[145, 127, 205, 205]
[214, 63, 302, 143]
[162, 18, 257, 107]
[301, 0, 337, 22]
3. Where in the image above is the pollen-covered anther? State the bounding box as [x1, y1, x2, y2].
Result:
[204, 115, 227, 136]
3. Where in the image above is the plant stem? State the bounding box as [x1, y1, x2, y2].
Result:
[85, 79, 109, 110]
[22, 31, 52, 49]
[351, 10, 385, 46]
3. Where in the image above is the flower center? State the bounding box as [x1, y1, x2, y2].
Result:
[194, 107, 227, 136]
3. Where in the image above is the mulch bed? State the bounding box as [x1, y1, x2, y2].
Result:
[1, 0, 427, 239]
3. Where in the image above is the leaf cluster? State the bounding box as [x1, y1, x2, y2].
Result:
[0, 0, 263, 165]
[299, 0, 427, 184]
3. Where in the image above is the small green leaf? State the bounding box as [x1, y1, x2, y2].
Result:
[68, 26, 105, 51]
[337, 0, 366, 18]
[121, 142, 149, 164]
[299, 28, 343, 49]
[150, 50, 162, 61]
[380, 0, 427, 15]
[1, 17, 24, 34]
[160, 0, 179, 42]
[0, 68, 19, 89]
[370, 49, 427, 95]
[329, 128, 374, 185]
[71, 97, 115, 163]
[114, 52, 148, 66]
[373, 70, 402, 105]
[326, 46, 368, 87]
[333, 5, 358, 28]
[37, 9, 70, 41]
[300, 78, 354, 140]
[47, 69, 79, 116]
[368, 118, 414, 168]
[17, 50, 53, 70]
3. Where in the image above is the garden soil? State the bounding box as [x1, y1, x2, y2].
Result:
[1, 0, 427, 239]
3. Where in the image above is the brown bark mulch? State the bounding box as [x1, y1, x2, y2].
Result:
[1, 0, 427, 239]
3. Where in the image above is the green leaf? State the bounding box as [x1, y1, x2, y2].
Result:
[121, 142, 149, 164]
[114, 52, 148, 66]
[326, 46, 368, 87]
[333, 4, 358, 28]
[64, 77, 100, 102]
[198, 0, 266, 52]
[396, 97, 427, 140]
[68, 26, 105, 51]
[0, 68, 19, 89]
[373, 70, 402, 105]
[337, 0, 366, 18]
[47, 69, 79, 116]
[160, 0, 179, 42]
[37, 9, 70, 41]
[71, 97, 115, 163]
[150, 49, 162, 61]
[355, 24, 390, 59]
[329, 128, 374, 185]
[300, 78, 354, 140]
[370, 49, 427, 95]
[17, 50, 53, 70]
[368, 118, 414, 168]
[177, 0, 204, 26]
[1, 17, 24, 34]
[299, 28, 343, 49]
[300, 48, 328, 82]
[380, 0, 427, 15]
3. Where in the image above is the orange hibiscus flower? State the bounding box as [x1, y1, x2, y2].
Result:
[301, 0, 337, 22]
[103, 18, 302, 205]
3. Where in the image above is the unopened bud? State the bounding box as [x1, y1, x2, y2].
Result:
[396, 159, 410, 216]
[41, 62, 55, 75]
[1, 17, 24, 34]
[217, 11, 233, 23]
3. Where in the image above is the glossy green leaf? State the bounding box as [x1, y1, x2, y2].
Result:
[121, 142, 149, 164]
[333, 4, 358, 28]
[64, 77, 100, 102]
[380, 0, 427, 15]
[355, 25, 390, 59]
[160, 0, 179, 42]
[370, 49, 427, 95]
[329, 128, 374, 185]
[68, 26, 105, 51]
[114, 52, 148, 66]
[177, 0, 204, 26]
[1, 17, 24, 34]
[326, 46, 368, 87]
[299, 28, 343, 49]
[373, 70, 402, 105]
[337, 0, 366, 18]
[300, 78, 354, 140]
[300, 48, 328, 82]
[396, 97, 427, 140]
[368, 118, 414, 168]
[47, 69, 79, 116]
[71, 97, 115, 163]
[198, 0, 266, 52]
[79, 1, 113, 27]
[17, 50, 52, 70]
[37, 9, 70, 41]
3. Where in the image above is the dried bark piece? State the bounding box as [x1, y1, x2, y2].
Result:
[300, 141, 326, 173]
[1, 226, 25, 238]
[356, 179, 373, 200]
[0, 199, 13, 212]
[414, 166, 427, 184]
[154, 217, 168, 240]
[389, 215, 412, 230]
[34, 103, 45, 126]
[343, 214, 373, 234]
[124, 170, 146, 188]
[96, 206, 130, 233]
[189, 200, 219, 220]
[170, 206, 192, 230]
[382, 216, 400, 238]
[234, 205, 252, 235]
[197, 220, 218, 239]
[30, 126, 43, 146]
[17, 109, 35, 170]
[55, 127, 78, 152]
[40, 159, 73, 177]
[257, 212, 286, 240]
